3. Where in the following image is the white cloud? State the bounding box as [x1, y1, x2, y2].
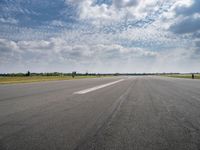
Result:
[0, 39, 19, 52]
[113, 0, 139, 8]
[0, 17, 18, 24]
[18, 40, 52, 51]
[66, 0, 169, 24]
[1, 33, 199, 73]
[51, 20, 65, 27]
[1, 0, 200, 73]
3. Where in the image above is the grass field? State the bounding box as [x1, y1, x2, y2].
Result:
[164, 74, 200, 79]
[0, 76, 110, 84]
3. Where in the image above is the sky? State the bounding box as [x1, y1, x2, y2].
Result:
[0, 0, 200, 73]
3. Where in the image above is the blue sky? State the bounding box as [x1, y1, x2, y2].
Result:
[0, 0, 200, 73]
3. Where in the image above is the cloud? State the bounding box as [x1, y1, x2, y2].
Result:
[175, 0, 200, 16]
[0, 39, 21, 67]
[1, 33, 199, 73]
[50, 20, 65, 27]
[0, 36, 159, 72]
[170, 15, 200, 34]
[0, 17, 18, 24]
[113, 0, 139, 9]
[0, 37, 157, 59]
[196, 41, 200, 47]
[66, 0, 168, 25]
[67, 0, 121, 22]
[0, 39, 19, 53]
[169, 0, 200, 35]
[0, 0, 200, 73]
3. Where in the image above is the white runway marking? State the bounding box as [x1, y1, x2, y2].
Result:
[74, 79, 124, 94]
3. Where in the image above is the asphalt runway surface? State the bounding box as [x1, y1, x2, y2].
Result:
[0, 76, 200, 150]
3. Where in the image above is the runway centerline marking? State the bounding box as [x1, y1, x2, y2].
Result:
[74, 79, 124, 94]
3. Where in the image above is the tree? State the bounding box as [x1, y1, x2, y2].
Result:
[85, 71, 88, 76]
[26, 71, 31, 76]
[72, 71, 76, 78]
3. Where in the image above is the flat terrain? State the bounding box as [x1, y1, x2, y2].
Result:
[165, 74, 200, 79]
[0, 76, 106, 84]
[0, 76, 200, 150]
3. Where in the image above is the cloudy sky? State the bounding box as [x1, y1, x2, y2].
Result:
[0, 0, 200, 73]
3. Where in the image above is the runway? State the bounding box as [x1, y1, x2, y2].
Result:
[0, 76, 200, 150]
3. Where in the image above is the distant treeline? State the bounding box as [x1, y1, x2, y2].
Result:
[1, 72, 197, 77]
[0, 72, 112, 77]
